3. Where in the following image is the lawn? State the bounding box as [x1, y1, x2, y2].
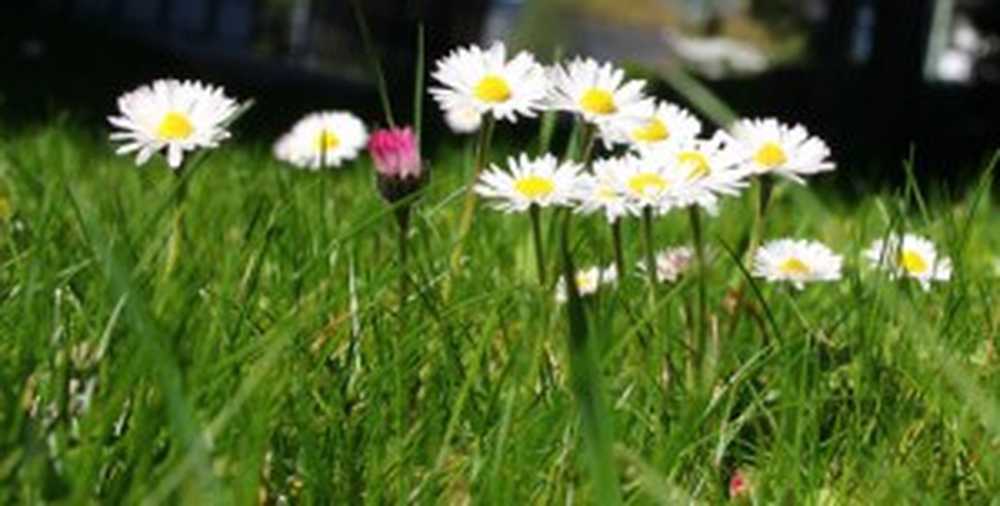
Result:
[1, 112, 999, 505]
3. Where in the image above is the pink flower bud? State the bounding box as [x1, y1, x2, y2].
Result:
[729, 469, 750, 501]
[369, 127, 422, 180]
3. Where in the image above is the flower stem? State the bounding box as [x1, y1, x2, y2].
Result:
[396, 204, 412, 302]
[578, 122, 598, 165]
[745, 176, 774, 264]
[450, 115, 496, 273]
[163, 165, 192, 280]
[529, 204, 547, 286]
[611, 218, 625, 279]
[642, 206, 657, 290]
[688, 205, 708, 389]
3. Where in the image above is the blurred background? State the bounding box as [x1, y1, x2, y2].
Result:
[1, 0, 998, 184]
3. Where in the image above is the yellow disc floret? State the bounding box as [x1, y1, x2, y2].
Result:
[579, 88, 617, 115]
[628, 172, 669, 197]
[678, 151, 711, 180]
[900, 249, 929, 274]
[754, 142, 788, 169]
[779, 257, 811, 276]
[157, 112, 195, 141]
[632, 119, 669, 143]
[514, 176, 556, 199]
[475, 75, 512, 104]
[315, 130, 341, 152]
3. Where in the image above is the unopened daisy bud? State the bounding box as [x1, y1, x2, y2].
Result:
[369, 127, 426, 203]
[729, 468, 752, 501]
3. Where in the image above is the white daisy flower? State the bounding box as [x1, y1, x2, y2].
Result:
[548, 57, 653, 138]
[729, 118, 835, 184]
[431, 42, 549, 123]
[274, 111, 368, 169]
[555, 264, 618, 303]
[108, 78, 240, 169]
[639, 246, 694, 283]
[475, 153, 582, 213]
[864, 234, 952, 290]
[623, 101, 702, 150]
[649, 133, 750, 213]
[752, 239, 843, 290]
[444, 101, 483, 134]
[601, 154, 677, 215]
[572, 157, 631, 223]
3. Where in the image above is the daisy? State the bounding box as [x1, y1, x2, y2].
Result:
[274, 111, 368, 169]
[555, 264, 618, 303]
[108, 78, 240, 169]
[864, 234, 952, 290]
[622, 101, 702, 151]
[651, 134, 750, 213]
[572, 157, 631, 223]
[752, 239, 843, 290]
[601, 154, 676, 215]
[729, 118, 835, 183]
[548, 57, 653, 138]
[475, 153, 582, 213]
[430, 42, 549, 123]
[639, 246, 695, 283]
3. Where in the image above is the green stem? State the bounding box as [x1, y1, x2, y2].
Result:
[745, 176, 774, 264]
[529, 204, 547, 286]
[642, 206, 658, 290]
[578, 122, 598, 165]
[611, 218, 625, 279]
[163, 165, 192, 279]
[396, 205, 411, 302]
[450, 115, 496, 273]
[688, 205, 708, 389]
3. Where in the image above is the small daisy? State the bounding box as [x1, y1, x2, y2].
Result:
[108, 78, 240, 169]
[475, 153, 582, 213]
[622, 101, 702, 151]
[639, 246, 695, 283]
[651, 134, 750, 212]
[431, 42, 549, 123]
[864, 234, 952, 290]
[548, 57, 653, 138]
[729, 118, 834, 183]
[601, 154, 677, 215]
[752, 239, 843, 290]
[555, 264, 618, 303]
[572, 157, 631, 223]
[274, 111, 368, 169]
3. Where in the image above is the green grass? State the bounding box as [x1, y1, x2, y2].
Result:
[1, 120, 999, 504]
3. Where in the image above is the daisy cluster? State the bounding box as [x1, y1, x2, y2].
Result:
[429, 43, 833, 220]
[104, 42, 955, 295]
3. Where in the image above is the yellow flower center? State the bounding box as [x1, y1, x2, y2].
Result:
[632, 119, 669, 143]
[514, 175, 556, 199]
[754, 142, 788, 169]
[678, 151, 711, 180]
[779, 257, 811, 276]
[576, 273, 599, 292]
[628, 172, 669, 197]
[900, 249, 929, 274]
[156, 112, 194, 141]
[474, 75, 512, 104]
[315, 130, 341, 152]
[579, 88, 617, 115]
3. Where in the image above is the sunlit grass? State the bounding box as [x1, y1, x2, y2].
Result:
[1, 121, 999, 504]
